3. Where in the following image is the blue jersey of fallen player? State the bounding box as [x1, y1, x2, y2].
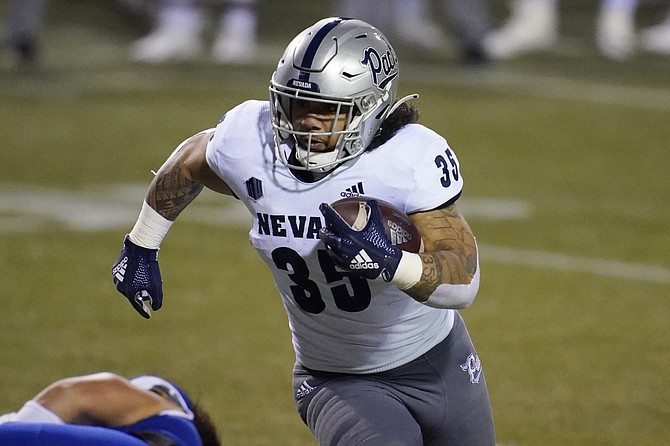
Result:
[0, 414, 200, 446]
[0, 375, 201, 446]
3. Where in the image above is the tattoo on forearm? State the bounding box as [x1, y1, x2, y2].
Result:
[407, 205, 478, 299]
[146, 157, 204, 221]
[409, 251, 470, 298]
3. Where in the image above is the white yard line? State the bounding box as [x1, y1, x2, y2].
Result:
[405, 64, 670, 111]
[1, 184, 668, 285]
[480, 244, 670, 285]
[0, 184, 529, 232]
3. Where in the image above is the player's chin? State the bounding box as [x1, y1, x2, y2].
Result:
[299, 139, 328, 151]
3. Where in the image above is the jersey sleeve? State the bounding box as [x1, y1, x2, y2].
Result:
[403, 127, 464, 214]
[205, 110, 232, 183]
[205, 99, 272, 188]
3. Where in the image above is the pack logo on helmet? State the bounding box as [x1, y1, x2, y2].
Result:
[360, 46, 398, 90]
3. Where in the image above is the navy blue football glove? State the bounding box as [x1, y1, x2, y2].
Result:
[112, 235, 163, 319]
[319, 200, 402, 282]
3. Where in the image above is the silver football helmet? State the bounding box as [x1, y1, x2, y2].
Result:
[270, 17, 401, 172]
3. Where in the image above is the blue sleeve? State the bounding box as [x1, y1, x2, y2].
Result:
[115, 414, 202, 446]
[0, 423, 147, 446]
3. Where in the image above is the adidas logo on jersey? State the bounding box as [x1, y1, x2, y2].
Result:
[349, 249, 379, 270]
[340, 181, 365, 198]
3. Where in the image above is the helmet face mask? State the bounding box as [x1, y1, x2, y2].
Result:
[270, 17, 399, 172]
[286, 97, 356, 170]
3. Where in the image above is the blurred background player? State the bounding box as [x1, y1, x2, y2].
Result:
[0, 372, 220, 446]
[3, 0, 48, 66]
[485, 0, 634, 60]
[485, 0, 670, 60]
[640, 5, 670, 54]
[333, 0, 493, 64]
[130, 0, 258, 63]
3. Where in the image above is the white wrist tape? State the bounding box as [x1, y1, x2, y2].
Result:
[391, 251, 423, 290]
[128, 201, 174, 250]
[13, 401, 64, 424]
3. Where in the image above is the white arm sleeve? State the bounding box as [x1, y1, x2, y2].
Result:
[393, 240, 481, 309]
[423, 239, 480, 309]
[423, 259, 480, 309]
[0, 412, 17, 424]
[11, 401, 64, 424]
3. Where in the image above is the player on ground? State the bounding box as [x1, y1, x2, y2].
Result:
[113, 17, 495, 445]
[0, 372, 220, 446]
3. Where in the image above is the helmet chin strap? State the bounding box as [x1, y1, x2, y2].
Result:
[292, 130, 348, 173]
[294, 144, 339, 172]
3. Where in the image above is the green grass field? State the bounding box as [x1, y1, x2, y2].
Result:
[1, 1, 669, 445]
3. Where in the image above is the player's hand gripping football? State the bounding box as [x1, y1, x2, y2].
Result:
[319, 200, 402, 282]
[112, 235, 163, 318]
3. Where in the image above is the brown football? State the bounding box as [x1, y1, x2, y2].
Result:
[330, 197, 423, 253]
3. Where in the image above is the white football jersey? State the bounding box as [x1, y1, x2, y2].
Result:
[206, 100, 464, 373]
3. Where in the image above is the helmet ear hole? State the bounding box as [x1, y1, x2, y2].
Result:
[359, 94, 376, 112]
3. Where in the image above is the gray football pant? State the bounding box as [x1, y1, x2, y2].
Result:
[293, 312, 495, 446]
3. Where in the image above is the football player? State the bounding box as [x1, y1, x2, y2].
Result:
[130, 0, 258, 64]
[0, 373, 220, 446]
[333, 0, 493, 64]
[4, 0, 47, 65]
[485, 0, 657, 61]
[113, 17, 495, 445]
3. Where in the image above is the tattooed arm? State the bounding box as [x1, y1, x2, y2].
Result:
[404, 204, 479, 308]
[146, 129, 233, 221]
[112, 130, 234, 317]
